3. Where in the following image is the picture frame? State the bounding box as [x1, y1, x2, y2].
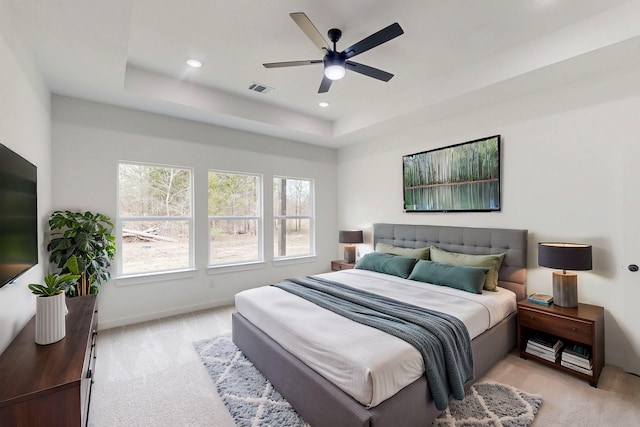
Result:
[403, 135, 501, 212]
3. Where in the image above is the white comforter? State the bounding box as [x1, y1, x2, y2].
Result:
[234, 269, 516, 407]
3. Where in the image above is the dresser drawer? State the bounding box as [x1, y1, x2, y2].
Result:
[518, 308, 593, 344]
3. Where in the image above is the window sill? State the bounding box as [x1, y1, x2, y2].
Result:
[114, 269, 198, 286]
[207, 261, 266, 275]
[272, 255, 317, 267]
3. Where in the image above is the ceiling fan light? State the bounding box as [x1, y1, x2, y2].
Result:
[325, 64, 346, 80]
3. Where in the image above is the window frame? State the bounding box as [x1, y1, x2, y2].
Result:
[116, 161, 195, 278]
[208, 169, 263, 268]
[273, 175, 315, 260]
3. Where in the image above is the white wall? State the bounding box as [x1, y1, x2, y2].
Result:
[0, 2, 52, 353]
[51, 96, 337, 329]
[337, 67, 640, 369]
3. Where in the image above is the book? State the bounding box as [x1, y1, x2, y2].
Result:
[561, 352, 592, 368]
[562, 355, 592, 370]
[529, 333, 563, 352]
[527, 340, 561, 356]
[527, 298, 552, 307]
[561, 359, 593, 375]
[528, 293, 553, 306]
[563, 343, 591, 359]
[525, 344, 557, 362]
[526, 341, 554, 354]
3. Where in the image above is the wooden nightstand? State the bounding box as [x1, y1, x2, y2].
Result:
[517, 300, 604, 386]
[331, 260, 356, 271]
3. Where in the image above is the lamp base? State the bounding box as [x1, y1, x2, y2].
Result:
[343, 244, 356, 263]
[552, 271, 578, 308]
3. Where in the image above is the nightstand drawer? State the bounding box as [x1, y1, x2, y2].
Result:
[518, 308, 593, 344]
[331, 260, 355, 271]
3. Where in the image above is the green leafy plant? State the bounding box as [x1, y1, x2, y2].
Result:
[29, 256, 81, 296]
[47, 210, 116, 296]
[28, 273, 81, 297]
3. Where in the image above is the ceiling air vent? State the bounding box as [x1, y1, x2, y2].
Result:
[248, 82, 273, 94]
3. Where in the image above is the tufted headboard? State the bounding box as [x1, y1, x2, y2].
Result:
[373, 223, 528, 300]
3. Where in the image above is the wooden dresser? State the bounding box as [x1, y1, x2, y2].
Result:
[0, 294, 98, 426]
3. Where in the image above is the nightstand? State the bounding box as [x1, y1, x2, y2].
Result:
[517, 300, 604, 386]
[331, 260, 356, 271]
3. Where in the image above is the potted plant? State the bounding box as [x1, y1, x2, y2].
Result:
[29, 257, 81, 345]
[47, 210, 116, 297]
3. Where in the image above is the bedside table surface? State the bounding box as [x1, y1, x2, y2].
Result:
[517, 300, 603, 322]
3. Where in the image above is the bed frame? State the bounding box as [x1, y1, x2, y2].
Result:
[232, 223, 528, 427]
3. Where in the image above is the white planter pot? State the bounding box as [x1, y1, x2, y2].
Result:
[35, 293, 66, 345]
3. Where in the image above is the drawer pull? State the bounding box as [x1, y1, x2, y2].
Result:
[528, 316, 534, 320]
[572, 327, 577, 331]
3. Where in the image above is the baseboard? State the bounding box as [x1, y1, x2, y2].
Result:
[98, 297, 235, 330]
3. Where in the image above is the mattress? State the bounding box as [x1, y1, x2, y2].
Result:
[234, 268, 517, 408]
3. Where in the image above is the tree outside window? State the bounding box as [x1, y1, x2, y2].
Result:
[209, 171, 262, 266]
[118, 162, 193, 275]
[273, 177, 314, 258]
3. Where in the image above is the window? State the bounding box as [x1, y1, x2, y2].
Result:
[208, 171, 262, 266]
[273, 176, 314, 258]
[118, 162, 193, 275]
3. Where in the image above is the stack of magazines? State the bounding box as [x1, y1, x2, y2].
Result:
[561, 343, 593, 375]
[527, 293, 553, 307]
[525, 332, 563, 362]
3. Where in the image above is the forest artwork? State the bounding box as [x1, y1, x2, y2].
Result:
[403, 135, 500, 212]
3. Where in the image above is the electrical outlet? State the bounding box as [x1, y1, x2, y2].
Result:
[208, 279, 215, 288]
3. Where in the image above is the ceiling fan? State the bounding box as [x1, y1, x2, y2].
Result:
[263, 12, 404, 93]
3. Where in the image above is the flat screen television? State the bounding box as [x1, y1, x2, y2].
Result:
[403, 135, 501, 212]
[0, 143, 38, 288]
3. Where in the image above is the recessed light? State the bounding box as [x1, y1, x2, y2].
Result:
[186, 59, 203, 68]
[318, 101, 330, 108]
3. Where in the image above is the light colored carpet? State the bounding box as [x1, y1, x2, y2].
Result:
[195, 335, 541, 427]
[89, 305, 640, 427]
[88, 306, 237, 427]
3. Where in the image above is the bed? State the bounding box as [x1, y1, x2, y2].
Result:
[232, 223, 528, 427]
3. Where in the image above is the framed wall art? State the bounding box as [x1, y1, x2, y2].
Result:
[403, 135, 501, 212]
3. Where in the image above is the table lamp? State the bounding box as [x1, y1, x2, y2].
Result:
[339, 230, 363, 263]
[538, 242, 592, 308]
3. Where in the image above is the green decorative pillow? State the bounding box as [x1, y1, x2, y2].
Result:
[408, 260, 489, 294]
[355, 252, 418, 279]
[429, 246, 505, 291]
[375, 242, 430, 260]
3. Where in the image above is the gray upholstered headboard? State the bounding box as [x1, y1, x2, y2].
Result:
[373, 223, 528, 300]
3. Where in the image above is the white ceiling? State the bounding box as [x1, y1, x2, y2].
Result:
[6, 0, 640, 148]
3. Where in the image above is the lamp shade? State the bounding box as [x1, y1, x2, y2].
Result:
[339, 230, 363, 244]
[538, 242, 592, 271]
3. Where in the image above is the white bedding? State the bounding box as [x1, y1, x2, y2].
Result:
[234, 269, 516, 407]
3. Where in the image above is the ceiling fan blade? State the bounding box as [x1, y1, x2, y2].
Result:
[290, 12, 330, 52]
[318, 76, 332, 93]
[263, 60, 322, 68]
[343, 22, 404, 59]
[345, 61, 394, 81]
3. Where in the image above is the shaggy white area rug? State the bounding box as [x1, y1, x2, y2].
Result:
[433, 382, 542, 427]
